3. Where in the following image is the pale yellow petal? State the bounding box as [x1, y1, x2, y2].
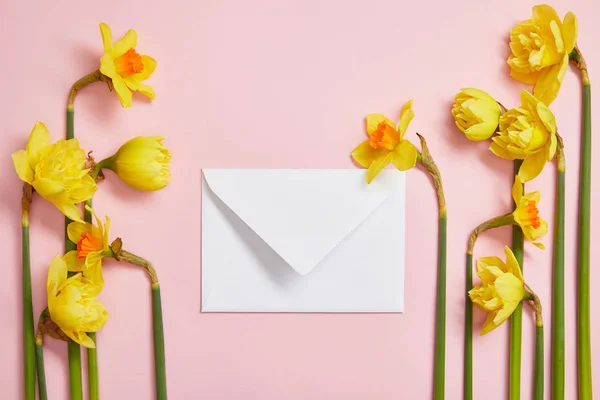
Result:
[113, 29, 138, 58]
[390, 140, 417, 171]
[111, 75, 133, 108]
[365, 152, 392, 184]
[67, 221, 94, 244]
[26, 121, 52, 166]
[134, 55, 156, 82]
[533, 57, 568, 105]
[518, 151, 548, 182]
[511, 175, 523, 205]
[562, 12, 578, 53]
[12, 150, 34, 184]
[365, 114, 395, 136]
[83, 264, 104, 293]
[503, 246, 524, 281]
[397, 99, 414, 137]
[63, 251, 86, 272]
[532, 4, 562, 30]
[47, 255, 67, 296]
[65, 330, 95, 348]
[99, 23, 113, 54]
[122, 77, 155, 99]
[351, 140, 387, 168]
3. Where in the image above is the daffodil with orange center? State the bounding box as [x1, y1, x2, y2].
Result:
[512, 176, 548, 249]
[63, 206, 111, 290]
[99, 23, 156, 108]
[352, 100, 418, 183]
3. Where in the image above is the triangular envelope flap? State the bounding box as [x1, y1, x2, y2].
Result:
[203, 169, 402, 275]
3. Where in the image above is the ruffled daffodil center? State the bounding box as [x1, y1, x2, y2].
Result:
[369, 122, 399, 150]
[77, 232, 104, 259]
[515, 200, 542, 229]
[114, 48, 144, 76]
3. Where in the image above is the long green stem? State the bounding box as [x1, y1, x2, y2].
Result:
[571, 47, 593, 400]
[35, 331, 47, 400]
[551, 140, 565, 399]
[416, 134, 446, 400]
[65, 106, 83, 400]
[534, 324, 545, 400]
[509, 159, 524, 400]
[21, 184, 35, 400]
[464, 252, 472, 400]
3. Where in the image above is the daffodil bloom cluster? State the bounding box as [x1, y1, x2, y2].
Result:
[47, 255, 108, 348]
[469, 246, 528, 335]
[12, 121, 97, 222]
[352, 100, 418, 183]
[508, 5, 577, 105]
[99, 23, 156, 108]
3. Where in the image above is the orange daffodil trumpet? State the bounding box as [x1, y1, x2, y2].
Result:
[11, 121, 97, 222]
[64, 206, 111, 290]
[508, 5, 577, 105]
[491, 90, 558, 182]
[512, 176, 548, 249]
[47, 255, 109, 348]
[99, 23, 157, 108]
[351, 100, 418, 183]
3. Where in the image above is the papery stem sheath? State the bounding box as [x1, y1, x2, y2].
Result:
[21, 184, 35, 400]
[509, 159, 524, 400]
[65, 107, 83, 400]
[571, 47, 593, 400]
[464, 252, 472, 400]
[552, 141, 565, 400]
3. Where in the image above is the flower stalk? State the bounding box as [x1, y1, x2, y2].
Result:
[416, 134, 446, 400]
[35, 310, 49, 400]
[525, 289, 544, 400]
[552, 136, 566, 399]
[110, 239, 167, 399]
[509, 159, 525, 400]
[570, 45, 593, 400]
[21, 183, 35, 400]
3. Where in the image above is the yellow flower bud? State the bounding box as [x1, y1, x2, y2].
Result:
[11, 121, 97, 222]
[469, 247, 526, 335]
[451, 88, 500, 141]
[102, 136, 171, 191]
[491, 90, 557, 182]
[47, 255, 108, 348]
[508, 5, 577, 105]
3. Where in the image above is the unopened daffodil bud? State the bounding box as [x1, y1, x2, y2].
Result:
[352, 99, 418, 183]
[47, 255, 108, 348]
[11, 121, 97, 222]
[99, 23, 156, 108]
[491, 90, 557, 182]
[508, 5, 577, 105]
[511, 176, 548, 249]
[469, 246, 527, 335]
[452, 88, 501, 141]
[101, 136, 171, 191]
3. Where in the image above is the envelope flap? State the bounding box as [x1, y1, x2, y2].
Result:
[202, 169, 403, 275]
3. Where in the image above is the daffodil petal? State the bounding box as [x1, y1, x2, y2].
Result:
[518, 151, 548, 182]
[63, 251, 86, 272]
[113, 29, 138, 58]
[26, 121, 52, 166]
[47, 255, 67, 296]
[134, 55, 156, 82]
[365, 152, 392, 184]
[65, 330, 96, 349]
[562, 12, 578, 53]
[67, 221, 93, 244]
[511, 175, 522, 205]
[365, 114, 395, 136]
[533, 56, 568, 105]
[111, 75, 133, 108]
[12, 150, 34, 184]
[391, 140, 417, 171]
[503, 246, 524, 281]
[122, 77, 155, 99]
[99, 23, 113, 54]
[397, 99, 414, 137]
[83, 264, 104, 293]
[351, 140, 387, 168]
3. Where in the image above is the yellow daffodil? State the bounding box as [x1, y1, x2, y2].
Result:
[512, 176, 548, 249]
[469, 246, 527, 335]
[491, 90, 557, 182]
[47, 255, 109, 348]
[99, 23, 156, 108]
[64, 206, 110, 290]
[352, 100, 418, 183]
[508, 4, 577, 105]
[101, 136, 171, 191]
[11, 121, 96, 222]
[452, 88, 501, 141]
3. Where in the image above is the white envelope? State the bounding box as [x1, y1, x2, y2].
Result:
[201, 169, 405, 312]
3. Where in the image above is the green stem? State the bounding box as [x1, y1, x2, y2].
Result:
[434, 214, 447, 400]
[534, 324, 545, 400]
[571, 47, 593, 400]
[551, 141, 565, 400]
[65, 107, 83, 400]
[21, 184, 35, 400]
[35, 333, 47, 400]
[153, 284, 167, 400]
[464, 253, 472, 400]
[85, 198, 100, 400]
[509, 159, 524, 400]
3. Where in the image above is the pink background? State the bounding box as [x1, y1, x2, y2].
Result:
[0, 0, 598, 398]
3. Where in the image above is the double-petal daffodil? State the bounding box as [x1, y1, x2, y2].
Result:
[100, 136, 171, 191]
[99, 23, 156, 108]
[512, 176, 548, 249]
[352, 100, 418, 183]
[491, 90, 557, 182]
[508, 5, 577, 105]
[452, 88, 501, 141]
[47, 255, 109, 348]
[64, 206, 110, 290]
[12, 121, 97, 222]
[469, 246, 527, 335]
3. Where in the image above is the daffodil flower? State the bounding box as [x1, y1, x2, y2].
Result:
[352, 100, 418, 183]
[99, 23, 156, 108]
[512, 176, 548, 249]
[47, 255, 109, 348]
[63, 206, 110, 290]
[452, 88, 501, 141]
[469, 246, 527, 335]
